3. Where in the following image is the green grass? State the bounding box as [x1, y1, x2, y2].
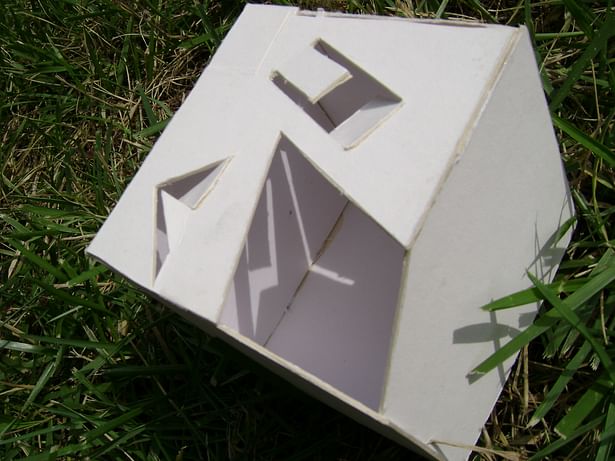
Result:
[1, 0, 614, 460]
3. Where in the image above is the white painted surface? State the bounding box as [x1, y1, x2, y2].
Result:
[382, 30, 573, 460]
[87, 6, 572, 460]
[219, 137, 346, 344]
[267, 203, 404, 409]
[274, 45, 350, 103]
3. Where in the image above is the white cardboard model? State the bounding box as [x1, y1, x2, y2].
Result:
[87, 5, 574, 460]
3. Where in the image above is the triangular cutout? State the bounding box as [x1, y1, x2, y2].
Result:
[154, 159, 229, 279]
[161, 160, 228, 209]
[219, 137, 404, 409]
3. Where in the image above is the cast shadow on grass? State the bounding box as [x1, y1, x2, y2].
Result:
[454, 201, 573, 387]
[105, 306, 426, 461]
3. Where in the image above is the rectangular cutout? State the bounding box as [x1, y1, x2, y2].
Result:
[272, 40, 401, 148]
[274, 45, 351, 103]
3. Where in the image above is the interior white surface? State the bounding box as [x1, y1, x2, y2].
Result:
[219, 136, 347, 344]
[155, 190, 190, 276]
[160, 160, 227, 208]
[315, 41, 400, 128]
[220, 137, 404, 409]
[274, 44, 350, 103]
[155, 161, 227, 277]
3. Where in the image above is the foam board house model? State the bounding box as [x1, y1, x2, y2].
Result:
[87, 5, 574, 460]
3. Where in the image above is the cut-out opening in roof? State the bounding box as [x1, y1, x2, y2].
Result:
[219, 136, 405, 409]
[155, 160, 228, 279]
[272, 40, 401, 149]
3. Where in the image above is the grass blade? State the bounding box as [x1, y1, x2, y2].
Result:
[472, 262, 615, 376]
[527, 415, 604, 461]
[561, 0, 596, 37]
[482, 277, 589, 311]
[66, 265, 108, 287]
[19, 442, 93, 461]
[549, 13, 615, 111]
[136, 84, 159, 127]
[135, 118, 169, 138]
[25, 335, 116, 351]
[527, 272, 615, 382]
[31, 279, 111, 315]
[0, 340, 50, 354]
[7, 239, 68, 282]
[596, 396, 615, 461]
[528, 340, 592, 427]
[470, 307, 561, 377]
[0, 424, 70, 447]
[464, 0, 497, 22]
[22, 347, 64, 411]
[553, 374, 612, 438]
[553, 115, 615, 168]
[85, 407, 143, 442]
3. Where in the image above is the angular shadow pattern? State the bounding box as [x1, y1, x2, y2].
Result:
[220, 136, 347, 344]
[220, 135, 405, 410]
[155, 159, 229, 279]
[272, 40, 401, 149]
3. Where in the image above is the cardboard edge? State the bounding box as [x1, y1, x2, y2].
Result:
[375, 23, 527, 450]
[213, 132, 284, 325]
[214, 323, 445, 461]
[338, 99, 404, 150]
[211, 131, 408, 323]
[207, 4, 296, 76]
[296, 8, 490, 29]
[255, 129, 408, 249]
[254, 6, 294, 75]
[83, 250, 207, 325]
[154, 157, 233, 206]
[151, 156, 235, 284]
[87, 235, 443, 459]
[377, 247, 412, 412]
[377, 23, 573, 458]
[401, 25, 522, 251]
